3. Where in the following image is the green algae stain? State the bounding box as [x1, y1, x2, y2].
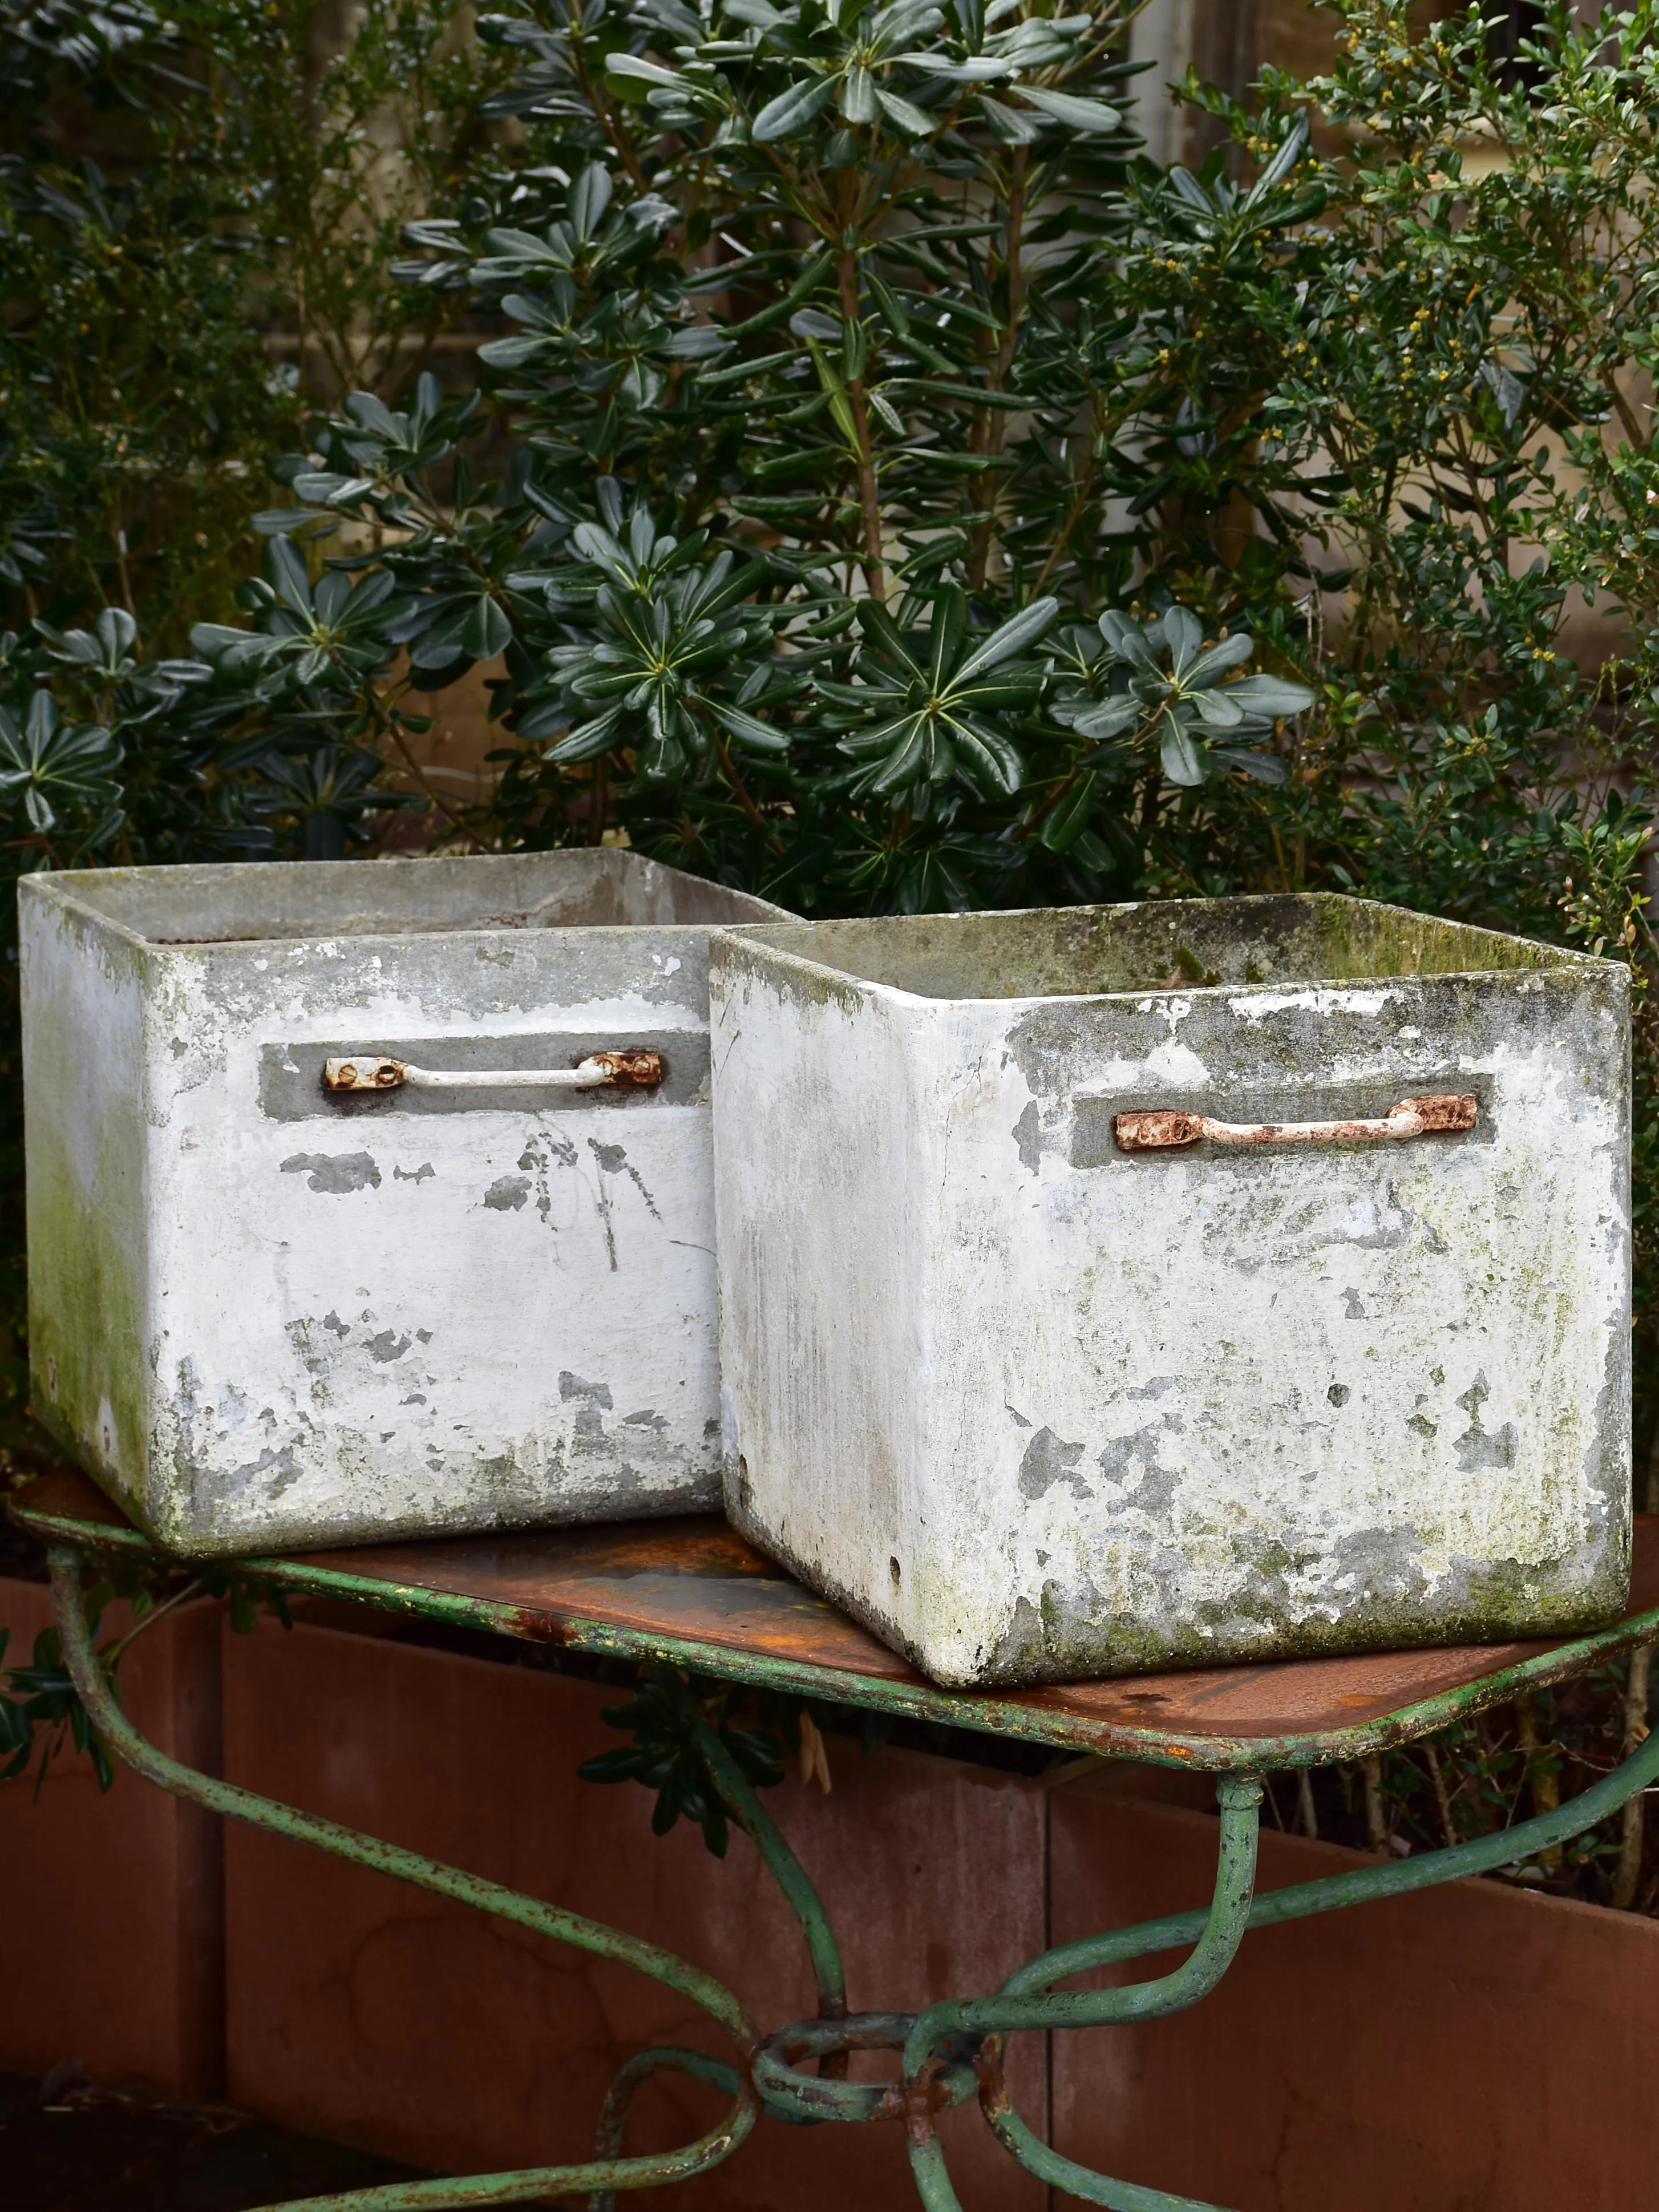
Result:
[27, 1119, 148, 1527]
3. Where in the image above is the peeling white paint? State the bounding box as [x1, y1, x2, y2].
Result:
[1074, 1040, 1212, 1095]
[1229, 985, 1402, 1021]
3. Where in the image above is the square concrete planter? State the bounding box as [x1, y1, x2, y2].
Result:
[711, 893, 1631, 1687]
[22, 850, 785, 1554]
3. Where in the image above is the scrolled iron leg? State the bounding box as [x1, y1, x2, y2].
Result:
[46, 1543, 759, 2211]
[686, 1695, 847, 2031]
[1013, 1685, 1659, 1999]
[585, 2030, 831, 2212]
[900, 1774, 1265, 2212]
[586, 2048, 752, 2212]
[914, 1673, 1659, 2212]
[51, 1524, 1659, 2212]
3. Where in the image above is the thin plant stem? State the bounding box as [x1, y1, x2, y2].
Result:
[710, 728, 785, 854]
[100, 1578, 205, 1668]
[1421, 1739, 1458, 1851]
[1612, 1645, 1652, 1910]
[834, 246, 887, 604]
[1516, 1692, 1562, 1874]
[1296, 1770, 1318, 1839]
[1361, 1753, 1387, 1854]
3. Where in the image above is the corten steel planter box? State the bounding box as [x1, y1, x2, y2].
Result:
[710, 894, 1632, 1688]
[0, 1574, 224, 2098]
[22, 850, 786, 1555]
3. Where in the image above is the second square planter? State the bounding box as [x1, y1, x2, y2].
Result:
[710, 894, 1630, 1687]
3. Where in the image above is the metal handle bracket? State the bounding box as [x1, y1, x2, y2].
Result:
[323, 1050, 663, 1095]
[1114, 1093, 1477, 1153]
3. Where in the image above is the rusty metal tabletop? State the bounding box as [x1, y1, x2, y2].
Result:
[15, 1468, 1659, 1772]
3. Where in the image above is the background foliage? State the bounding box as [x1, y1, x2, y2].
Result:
[6, 0, 1659, 1900]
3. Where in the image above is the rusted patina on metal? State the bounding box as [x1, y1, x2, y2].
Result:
[901, 2041, 986, 2150]
[1113, 1093, 1479, 1152]
[323, 1057, 407, 1093]
[970, 2036, 1009, 2129]
[1394, 1091, 1479, 1134]
[1112, 1107, 1209, 1150]
[14, 1471, 1659, 1773]
[588, 1050, 665, 1089]
[752, 2013, 977, 2128]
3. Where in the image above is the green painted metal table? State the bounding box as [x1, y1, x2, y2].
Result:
[14, 1469, 1659, 2212]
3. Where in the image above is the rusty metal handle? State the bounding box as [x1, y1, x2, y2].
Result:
[323, 1050, 663, 1095]
[1114, 1093, 1476, 1153]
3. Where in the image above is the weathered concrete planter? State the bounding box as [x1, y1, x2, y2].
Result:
[22, 850, 784, 1554]
[711, 894, 1631, 1687]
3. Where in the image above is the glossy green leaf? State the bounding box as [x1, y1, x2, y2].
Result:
[1159, 711, 1204, 787]
[752, 73, 835, 140]
[1014, 84, 1122, 134]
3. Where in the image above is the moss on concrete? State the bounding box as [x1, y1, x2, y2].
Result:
[725, 892, 1586, 1006]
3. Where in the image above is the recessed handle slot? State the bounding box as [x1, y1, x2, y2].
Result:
[1114, 1093, 1477, 1152]
[323, 1050, 663, 1095]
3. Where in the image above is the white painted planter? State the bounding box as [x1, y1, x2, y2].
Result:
[710, 896, 1632, 1688]
[22, 851, 787, 1555]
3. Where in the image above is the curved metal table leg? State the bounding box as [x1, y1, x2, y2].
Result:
[892, 1710, 1659, 2210]
[752, 1685, 1659, 2211]
[47, 1545, 759, 2210]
